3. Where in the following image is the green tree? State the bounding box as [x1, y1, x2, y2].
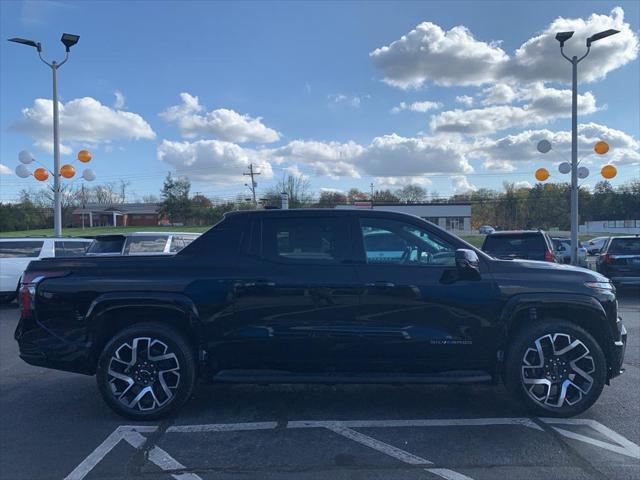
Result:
[159, 173, 192, 224]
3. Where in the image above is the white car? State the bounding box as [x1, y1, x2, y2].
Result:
[85, 232, 199, 256]
[0, 237, 93, 303]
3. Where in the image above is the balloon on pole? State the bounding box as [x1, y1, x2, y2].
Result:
[81, 168, 96, 181]
[536, 140, 552, 154]
[15, 164, 31, 178]
[601, 164, 617, 179]
[77, 150, 92, 163]
[558, 162, 571, 174]
[60, 164, 76, 179]
[34, 167, 49, 181]
[535, 168, 550, 181]
[18, 150, 34, 164]
[577, 166, 589, 179]
[594, 141, 609, 155]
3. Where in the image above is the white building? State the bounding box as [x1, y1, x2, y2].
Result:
[336, 203, 472, 233]
[580, 220, 640, 234]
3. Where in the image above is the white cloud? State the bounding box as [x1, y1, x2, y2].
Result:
[430, 83, 598, 135]
[374, 176, 432, 188]
[11, 97, 156, 155]
[157, 139, 273, 184]
[371, 8, 638, 88]
[160, 93, 280, 143]
[451, 175, 477, 193]
[271, 140, 364, 179]
[391, 100, 442, 114]
[455, 95, 474, 107]
[481, 84, 517, 105]
[113, 91, 126, 109]
[0, 164, 12, 175]
[327, 93, 370, 108]
[474, 122, 640, 170]
[514, 181, 533, 189]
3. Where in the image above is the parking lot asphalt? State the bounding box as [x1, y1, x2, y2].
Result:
[0, 293, 638, 480]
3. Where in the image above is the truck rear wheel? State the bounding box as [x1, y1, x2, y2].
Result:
[96, 322, 196, 420]
[504, 319, 606, 417]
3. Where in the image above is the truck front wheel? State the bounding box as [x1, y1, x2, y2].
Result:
[96, 322, 196, 420]
[504, 319, 607, 417]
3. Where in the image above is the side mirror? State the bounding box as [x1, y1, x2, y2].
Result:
[455, 249, 481, 279]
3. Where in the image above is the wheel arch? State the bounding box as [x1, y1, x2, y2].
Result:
[499, 293, 615, 378]
[85, 292, 204, 374]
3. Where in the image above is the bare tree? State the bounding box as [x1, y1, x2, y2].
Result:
[396, 184, 427, 203]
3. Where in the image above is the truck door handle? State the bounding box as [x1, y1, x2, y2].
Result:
[365, 281, 396, 288]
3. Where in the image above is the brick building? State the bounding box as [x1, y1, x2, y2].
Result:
[72, 203, 162, 228]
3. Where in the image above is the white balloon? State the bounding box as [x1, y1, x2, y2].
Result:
[578, 166, 590, 179]
[15, 164, 31, 178]
[558, 162, 571, 174]
[537, 140, 552, 154]
[18, 150, 34, 164]
[82, 169, 96, 181]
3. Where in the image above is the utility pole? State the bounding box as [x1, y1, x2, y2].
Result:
[370, 182, 374, 209]
[243, 164, 260, 207]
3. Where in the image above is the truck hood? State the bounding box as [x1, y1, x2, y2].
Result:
[489, 257, 609, 283]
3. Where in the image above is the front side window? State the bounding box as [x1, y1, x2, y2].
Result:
[0, 241, 44, 258]
[55, 241, 89, 257]
[360, 218, 456, 266]
[608, 238, 640, 254]
[262, 217, 348, 263]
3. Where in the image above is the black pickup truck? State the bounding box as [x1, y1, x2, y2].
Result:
[15, 209, 627, 419]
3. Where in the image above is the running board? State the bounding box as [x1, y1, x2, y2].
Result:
[212, 370, 492, 385]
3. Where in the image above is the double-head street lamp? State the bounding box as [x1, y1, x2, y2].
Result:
[9, 33, 80, 236]
[554, 28, 619, 266]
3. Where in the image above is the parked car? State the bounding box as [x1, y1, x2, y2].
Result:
[481, 230, 559, 262]
[15, 210, 626, 420]
[552, 237, 588, 267]
[86, 232, 199, 256]
[0, 237, 92, 303]
[479, 225, 495, 235]
[597, 236, 640, 287]
[585, 236, 610, 255]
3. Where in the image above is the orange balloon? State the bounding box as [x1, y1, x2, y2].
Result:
[77, 150, 92, 163]
[535, 168, 550, 182]
[60, 164, 76, 179]
[601, 164, 617, 179]
[34, 167, 49, 181]
[594, 141, 609, 155]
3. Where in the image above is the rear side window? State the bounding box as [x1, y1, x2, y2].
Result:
[125, 236, 168, 254]
[0, 241, 44, 258]
[169, 236, 185, 253]
[261, 217, 349, 263]
[608, 238, 640, 254]
[483, 234, 545, 256]
[55, 241, 90, 257]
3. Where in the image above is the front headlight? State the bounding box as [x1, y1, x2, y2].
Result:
[585, 281, 614, 290]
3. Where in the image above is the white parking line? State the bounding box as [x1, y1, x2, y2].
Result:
[168, 421, 278, 433]
[540, 418, 640, 460]
[325, 425, 433, 465]
[425, 468, 476, 480]
[287, 417, 542, 430]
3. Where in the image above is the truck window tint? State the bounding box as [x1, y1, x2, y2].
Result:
[125, 236, 168, 254]
[608, 238, 640, 254]
[0, 241, 44, 258]
[169, 236, 184, 253]
[262, 217, 348, 262]
[360, 218, 455, 266]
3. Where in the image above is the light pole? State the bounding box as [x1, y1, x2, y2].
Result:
[555, 28, 619, 265]
[9, 33, 80, 236]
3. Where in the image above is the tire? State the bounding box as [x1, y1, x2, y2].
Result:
[504, 319, 606, 418]
[96, 322, 196, 420]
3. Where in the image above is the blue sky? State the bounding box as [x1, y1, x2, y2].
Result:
[1, 0, 638, 203]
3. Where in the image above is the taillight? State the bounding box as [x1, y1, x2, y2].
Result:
[19, 270, 69, 317]
[602, 254, 612, 264]
[544, 250, 553, 262]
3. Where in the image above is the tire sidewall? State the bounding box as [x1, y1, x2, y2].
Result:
[96, 323, 196, 420]
[505, 319, 607, 418]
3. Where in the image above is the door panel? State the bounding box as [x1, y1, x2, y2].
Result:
[355, 217, 498, 373]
